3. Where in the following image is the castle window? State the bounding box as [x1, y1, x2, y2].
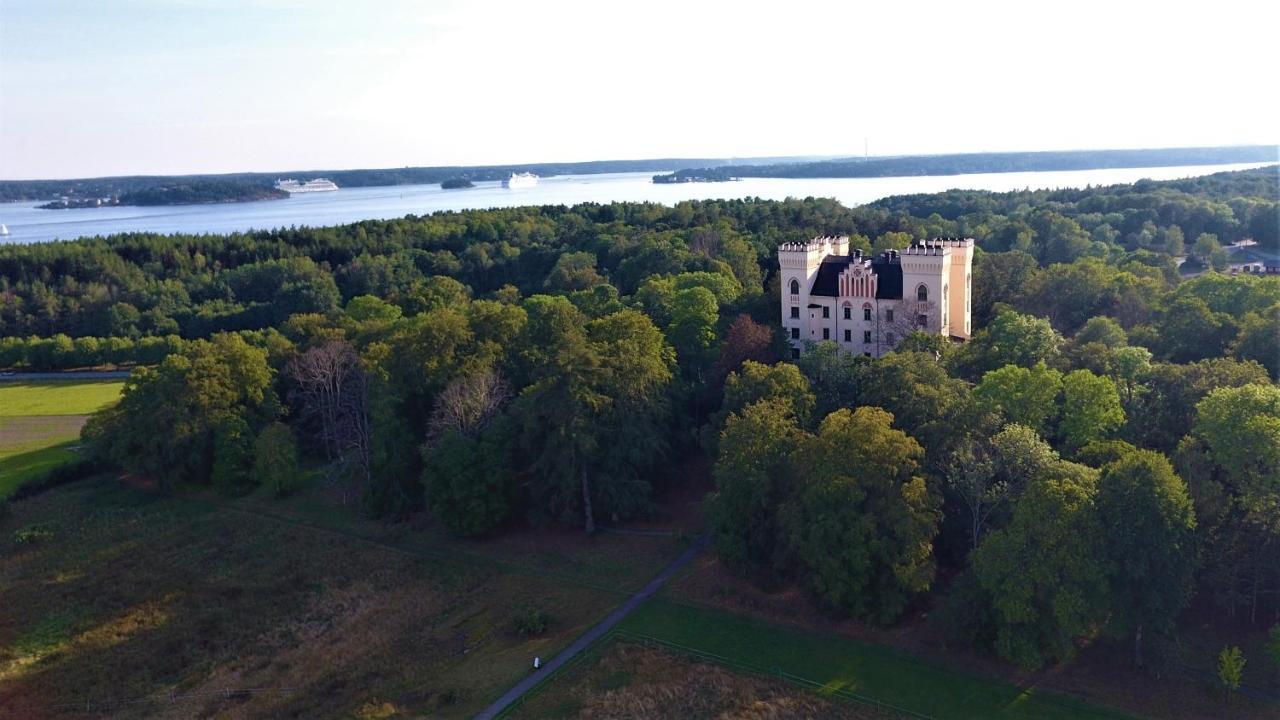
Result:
[863, 330, 871, 343]
[864, 352, 871, 357]
[822, 328, 830, 340]
[844, 329, 851, 342]
[792, 348, 801, 359]
[863, 307, 871, 321]
[844, 307, 851, 320]
[822, 306, 829, 319]
[917, 284, 928, 303]
[790, 278, 800, 295]
[917, 314, 928, 327]
[790, 306, 799, 319]
[790, 327, 799, 339]
[885, 309, 894, 323]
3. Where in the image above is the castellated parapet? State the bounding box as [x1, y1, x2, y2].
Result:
[778, 236, 975, 359]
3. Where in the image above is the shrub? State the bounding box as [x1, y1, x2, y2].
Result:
[511, 603, 551, 637]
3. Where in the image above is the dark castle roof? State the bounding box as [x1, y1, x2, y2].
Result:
[809, 250, 902, 300]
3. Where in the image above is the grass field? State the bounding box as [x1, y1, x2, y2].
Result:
[0, 479, 688, 718]
[509, 638, 884, 719]
[610, 600, 1128, 720]
[0, 380, 123, 497]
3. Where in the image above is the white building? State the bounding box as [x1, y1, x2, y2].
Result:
[778, 236, 974, 359]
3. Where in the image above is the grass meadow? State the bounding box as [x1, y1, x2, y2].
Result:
[0, 478, 687, 718]
[0, 380, 124, 497]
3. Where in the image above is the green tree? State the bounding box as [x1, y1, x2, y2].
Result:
[953, 310, 1062, 380]
[1096, 450, 1198, 667]
[1265, 624, 1280, 685]
[707, 399, 804, 580]
[423, 421, 516, 538]
[1058, 370, 1124, 451]
[974, 460, 1109, 669]
[211, 415, 255, 496]
[716, 360, 815, 431]
[1217, 646, 1246, 700]
[254, 421, 300, 497]
[1231, 305, 1280, 379]
[782, 407, 941, 624]
[1193, 383, 1280, 497]
[974, 363, 1062, 435]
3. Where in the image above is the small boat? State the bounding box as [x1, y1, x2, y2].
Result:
[0, 224, 9, 236]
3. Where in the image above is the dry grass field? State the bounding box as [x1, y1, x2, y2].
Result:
[509, 639, 884, 720]
[0, 478, 688, 719]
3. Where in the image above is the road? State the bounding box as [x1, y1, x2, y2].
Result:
[473, 534, 709, 720]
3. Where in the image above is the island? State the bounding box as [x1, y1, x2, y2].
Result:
[441, 177, 474, 189]
[34, 179, 287, 209]
[652, 167, 738, 183]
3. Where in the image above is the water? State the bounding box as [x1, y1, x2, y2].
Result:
[0, 162, 1272, 245]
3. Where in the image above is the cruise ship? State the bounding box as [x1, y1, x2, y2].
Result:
[501, 172, 538, 189]
[275, 178, 339, 193]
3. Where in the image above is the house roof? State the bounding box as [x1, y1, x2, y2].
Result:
[809, 251, 904, 300]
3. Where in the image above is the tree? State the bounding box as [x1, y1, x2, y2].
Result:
[211, 415, 255, 496]
[1058, 370, 1124, 451]
[953, 310, 1062, 380]
[543, 251, 604, 292]
[1193, 383, 1280, 497]
[1217, 646, 1245, 700]
[974, 460, 1109, 669]
[1096, 450, 1198, 667]
[1265, 624, 1280, 685]
[715, 360, 815, 431]
[782, 407, 941, 624]
[425, 369, 511, 445]
[516, 305, 674, 532]
[707, 399, 804, 580]
[1231, 305, 1280, 380]
[946, 439, 999, 553]
[423, 421, 516, 538]
[286, 341, 373, 504]
[83, 333, 279, 490]
[973, 363, 1062, 435]
[1192, 233, 1221, 264]
[971, 251, 1039, 327]
[665, 286, 720, 374]
[254, 421, 300, 497]
[711, 314, 777, 385]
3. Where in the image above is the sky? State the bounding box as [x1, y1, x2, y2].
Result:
[1, 0, 1277, 180]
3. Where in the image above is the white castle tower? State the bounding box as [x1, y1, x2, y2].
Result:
[778, 236, 974, 359]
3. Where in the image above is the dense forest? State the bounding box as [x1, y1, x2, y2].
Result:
[655, 145, 1278, 182]
[2, 165, 1278, 677]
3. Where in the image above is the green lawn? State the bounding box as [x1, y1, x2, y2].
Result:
[0, 380, 124, 497]
[618, 599, 1130, 720]
[0, 380, 125, 417]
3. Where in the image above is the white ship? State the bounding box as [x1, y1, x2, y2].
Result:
[501, 172, 538, 189]
[274, 178, 339, 193]
[0, 224, 8, 236]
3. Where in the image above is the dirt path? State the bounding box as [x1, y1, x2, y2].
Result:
[473, 534, 710, 720]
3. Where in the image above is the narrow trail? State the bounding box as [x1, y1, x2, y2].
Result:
[473, 534, 710, 720]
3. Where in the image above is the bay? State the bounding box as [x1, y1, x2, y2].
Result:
[0, 162, 1271, 245]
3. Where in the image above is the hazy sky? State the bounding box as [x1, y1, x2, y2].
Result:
[2, 0, 1276, 179]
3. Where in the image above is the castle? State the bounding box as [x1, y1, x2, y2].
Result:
[779, 236, 974, 359]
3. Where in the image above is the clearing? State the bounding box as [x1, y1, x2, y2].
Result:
[0, 380, 124, 497]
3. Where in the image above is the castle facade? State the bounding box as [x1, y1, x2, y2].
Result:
[778, 236, 974, 359]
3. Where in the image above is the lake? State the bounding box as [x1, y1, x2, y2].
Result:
[1, 162, 1272, 245]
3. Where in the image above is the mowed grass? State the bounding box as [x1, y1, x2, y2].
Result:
[0, 479, 688, 719]
[0, 381, 123, 497]
[615, 599, 1131, 720]
[0, 380, 125, 417]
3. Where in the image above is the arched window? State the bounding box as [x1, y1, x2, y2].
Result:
[916, 284, 928, 302]
[790, 278, 800, 295]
